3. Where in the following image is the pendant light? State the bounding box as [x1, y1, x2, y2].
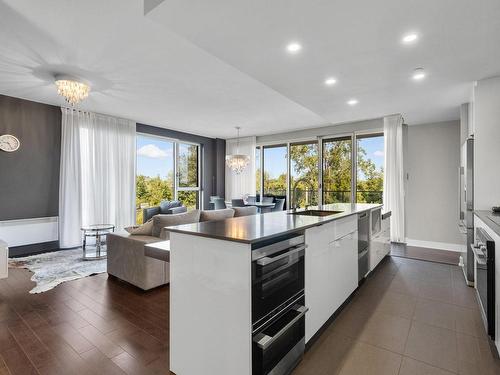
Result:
[225, 127, 250, 174]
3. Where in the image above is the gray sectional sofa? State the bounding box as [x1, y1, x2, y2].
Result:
[107, 206, 257, 290]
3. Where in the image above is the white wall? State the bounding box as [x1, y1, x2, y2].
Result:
[473, 76, 500, 210]
[406, 121, 463, 251]
[256, 118, 383, 144]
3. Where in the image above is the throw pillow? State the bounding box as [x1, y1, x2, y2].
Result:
[152, 209, 201, 238]
[125, 219, 154, 236]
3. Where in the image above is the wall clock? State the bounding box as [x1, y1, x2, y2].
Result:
[0, 134, 20, 152]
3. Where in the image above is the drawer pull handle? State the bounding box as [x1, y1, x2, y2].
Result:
[253, 305, 308, 350]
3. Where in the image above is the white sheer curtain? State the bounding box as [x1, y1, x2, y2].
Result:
[59, 108, 136, 248]
[225, 136, 256, 200]
[59, 108, 83, 248]
[383, 114, 405, 243]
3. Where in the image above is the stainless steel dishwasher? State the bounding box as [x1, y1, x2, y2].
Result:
[358, 212, 369, 282]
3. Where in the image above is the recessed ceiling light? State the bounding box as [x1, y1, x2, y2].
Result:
[347, 99, 358, 106]
[402, 33, 418, 44]
[286, 42, 302, 53]
[324, 77, 337, 86]
[412, 68, 426, 80]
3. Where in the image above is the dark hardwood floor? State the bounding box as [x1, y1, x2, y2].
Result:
[0, 268, 171, 375]
[2, 254, 499, 375]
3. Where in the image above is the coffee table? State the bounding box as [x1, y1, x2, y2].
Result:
[81, 224, 115, 260]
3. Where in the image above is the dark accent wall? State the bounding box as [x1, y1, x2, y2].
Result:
[136, 123, 225, 209]
[0, 95, 61, 221]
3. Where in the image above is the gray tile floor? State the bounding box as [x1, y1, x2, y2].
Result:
[293, 256, 500, 375]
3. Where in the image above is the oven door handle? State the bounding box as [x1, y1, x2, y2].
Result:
[470, 244, 487, 265]
[256, 245, 306, 266]
[253, 305, 308, 350]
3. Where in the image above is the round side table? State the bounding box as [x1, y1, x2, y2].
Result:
[81, 224, 115, 260]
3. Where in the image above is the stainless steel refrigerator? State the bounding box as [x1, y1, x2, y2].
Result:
[459, 137, 474, 285]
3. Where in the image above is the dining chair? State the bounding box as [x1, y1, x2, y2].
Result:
[246, 196, 257, 204]
[272, 198, 285, 212]
[231, 199, 245, 207]
[262, 196, 274, 203]
[213, 198, 227, 210]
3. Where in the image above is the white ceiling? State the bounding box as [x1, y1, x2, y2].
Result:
[1, 0, 499, 138]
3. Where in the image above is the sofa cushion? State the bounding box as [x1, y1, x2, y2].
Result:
[232, 206, 258, 217]
[200, 208, 235, 222]
[124, 218, 154, 235]
[152, 209, 201, 238]
[108, 232, 160, 244]
[160, 200, 182, 213]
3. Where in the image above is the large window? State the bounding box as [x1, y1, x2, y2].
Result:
[254, 132, 384, 208]
[356, 134, 384, 203]
[135, 135, 200, 223]
[290, 141, 319, 208]
[177, 142, 200, 209]
[322, 137, 352, 204]
[263, 145, 287, 197]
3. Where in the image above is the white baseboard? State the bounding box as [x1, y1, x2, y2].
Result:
[405, 238, 465, 253]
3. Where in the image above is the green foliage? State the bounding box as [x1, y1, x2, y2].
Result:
[135, 172, 198, 224]
[257, 141, 383, 208]
[135, 143, 200, 224]
[356, 146, 384, 203]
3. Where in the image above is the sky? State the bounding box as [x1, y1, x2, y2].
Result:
[136, 134, 174, 178]
[261, 136, 384, 179]
[137, 134, 384, 180]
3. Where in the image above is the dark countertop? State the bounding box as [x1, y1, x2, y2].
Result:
[474, 210, 500, 238]
[165, 203, 382, 244]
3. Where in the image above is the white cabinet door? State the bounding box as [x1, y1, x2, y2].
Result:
[305, 219, 358, 343]
[330, 231, 358, 310]
[305, 223, 333, 342]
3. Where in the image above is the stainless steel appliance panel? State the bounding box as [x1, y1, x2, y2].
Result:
[459, 138, 474, 284]
[358, 212, 369, 282]
[472, 227, 495, 339]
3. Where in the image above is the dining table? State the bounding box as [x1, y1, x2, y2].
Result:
[244, 201, 275, 213]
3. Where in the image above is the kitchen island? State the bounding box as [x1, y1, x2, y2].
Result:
[165, 203, 382, 375]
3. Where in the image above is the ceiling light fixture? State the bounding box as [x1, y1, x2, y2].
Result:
[55, 75, 90, 106]
[226, 127, 250, 174]
[347, 99, 358, 106]
[286, 42, 302, 53]
[324, 77, 337, 86]
[412, 68, 426, 80]
[402, 33, 418, 44]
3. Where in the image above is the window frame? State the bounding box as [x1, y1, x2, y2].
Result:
[136, 132, 202, 218]
[255, 130, 384, 208]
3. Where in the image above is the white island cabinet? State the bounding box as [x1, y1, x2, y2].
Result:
[305, 215, 358, 342]
[164, 204, 380, 375]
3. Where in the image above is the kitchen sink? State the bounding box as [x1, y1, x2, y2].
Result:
[289, 210, 343, 217]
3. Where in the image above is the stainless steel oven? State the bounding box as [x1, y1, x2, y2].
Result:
[252, 235, 305, 328]
[252, 234, 307, 375]
[472, 227, 495, 339]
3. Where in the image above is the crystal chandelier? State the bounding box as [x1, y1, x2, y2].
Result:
[55, 76, 90, 106]
[226, 127, 250, 174]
